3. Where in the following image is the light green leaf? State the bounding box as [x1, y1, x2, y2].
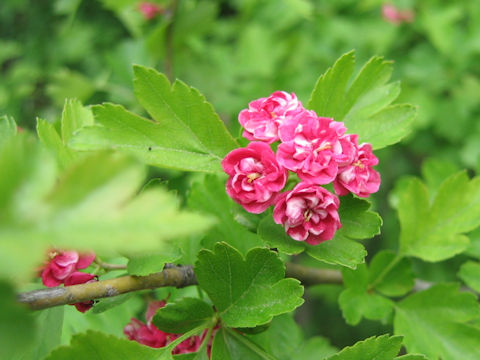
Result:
[421, 158, 459, 197]
[0, 115, 17, 145]
[61, 98, 94, 144]
[345, 104, 416, 150]
[326, 335, 403, 360]
[45, 330, 165, 360]
[308, 51, 414, 149]
[394, 283, 480, 360]
[308, 51, 355, 121]
[211, 328, 275, 360]
[398, 172, 480, 261]
[127, 246, 183, 276]
[195, 242, 304, 328]
[458, 261, 480, 292]
[306, 234, 367, 269]
[152, 297, 214, 334]
[188, 175, 263, 255]
[133, 65, 237, 157]
[70, 66, 238, 173]
[395, 355, 429, 360]
[368, 251, 415, 297]
[0, 281, 36, 359]
[37, 119, 75, 169]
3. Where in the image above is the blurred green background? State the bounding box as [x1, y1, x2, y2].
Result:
[2, 0, 480, 349]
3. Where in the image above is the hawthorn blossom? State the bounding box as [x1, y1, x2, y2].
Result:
[277, 112, 347, 185]
[273, 183, 341, 245]
[382, 4, 414, 25]
[64, 272, 98, 313]
[239, 91, 304, 143]
[334, 142, 381, 197]
[138, 2, 163, 20]
[124, 300, 204, 354]
[222, 142, 288, 213]
[41, 250, 96, 287]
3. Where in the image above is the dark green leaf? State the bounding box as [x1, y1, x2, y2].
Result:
[195, 242, 304, 328]
[152, 297, 214, 334]
[211, 328, 275, 360]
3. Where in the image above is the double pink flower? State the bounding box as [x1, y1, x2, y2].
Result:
[40, 250, 97, 312]
[223, 91, 381, 244]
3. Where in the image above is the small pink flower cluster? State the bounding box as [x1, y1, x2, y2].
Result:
[222, 91, 380, 245]
[40, 250, 97, 312]
[382, 4, 414, 25]
[124, 301, 212, 355]
[138, 2, 164, 20]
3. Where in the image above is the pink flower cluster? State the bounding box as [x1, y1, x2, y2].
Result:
[382, 4, 414, 25]
[138, 2, 164, 20]
[223, 91, 380, 245]
[124, 301, 212, 356]
[40, 250, 97, 312]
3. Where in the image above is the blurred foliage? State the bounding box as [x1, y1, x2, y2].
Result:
[2, 0, 480, 353]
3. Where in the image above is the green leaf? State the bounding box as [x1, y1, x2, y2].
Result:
[306, 234, 367, 269]
[45, 330, 165, 360]
[91, 294, 133, 314]
[308, 52, 415, 149]
[326, 335, 403, 360]
[398, 172, 480, 261]
[339, 265, 393, 325]
[211, 328, 275, 360]
[0, 281, 36, 359]
[187, 174, 263, 255]
[394, 283, 480, 360]
[368, 251, 415, 297]
[249, 314, 337, 360]
[37, 119, 75, 169]
[421, 158, 459, 197]
[258, 216, 305, 255]
[336, 194, 382, 240]
[395, 355, 429, 360]
[71, 66, 238, 173]
[345, 104, 416, 150]
[0, 115, 17, 145]
[152, 297, 214, 334]
[308, 51, 355, 122]
[127, 246, 183, 276]
[458, 261, 480, 292]
[195, 242, 304, 328]
[61, 98, 94, 144]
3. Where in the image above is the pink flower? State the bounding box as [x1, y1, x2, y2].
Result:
[138, 2, 163, 20]
[124, 301, 205, 355]
[222, 142, 288, 214]
[273, 183, 341, 245]
[334, 142, 381, 197]
[382, 4, 414, 25]
[41, 250, 96, 287]
[277, 112, 346, 185]
[239, 91, 304, 143]
[64, 272, 98, 313]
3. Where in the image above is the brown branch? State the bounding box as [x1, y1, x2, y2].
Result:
[18, 265, 196, 310]
[18, 263, 342, 311]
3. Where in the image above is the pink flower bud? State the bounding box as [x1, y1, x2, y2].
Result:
[382, 4, 414, 25]
[333, 142, 381, 197]
[222, 142, 288, 214]
[273, 183, 341, 245]
[277, 112, 346, 185]
[239, 91, 304, 143]
[138, 2, 163, 20]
